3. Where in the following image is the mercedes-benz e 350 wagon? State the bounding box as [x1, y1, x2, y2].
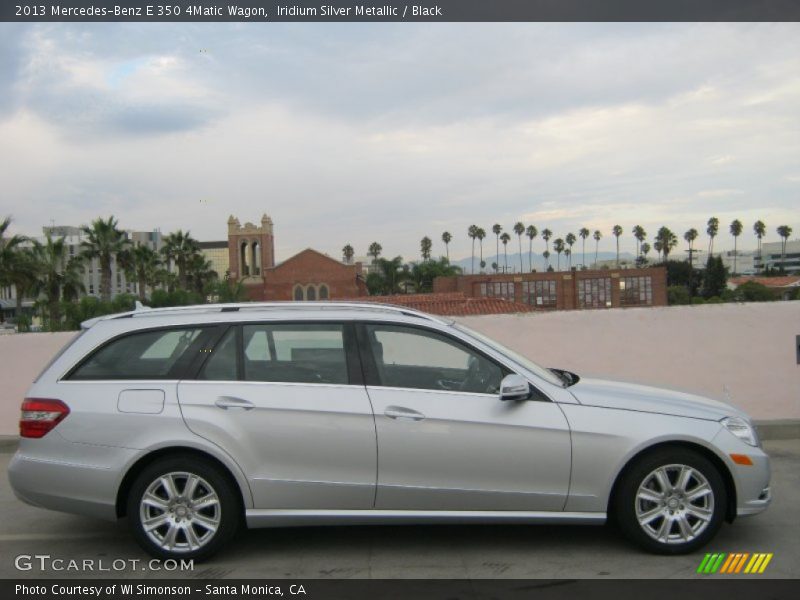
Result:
[9, 302, 771, 560]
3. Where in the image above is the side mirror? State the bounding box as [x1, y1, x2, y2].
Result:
[499, 374, 530, 401]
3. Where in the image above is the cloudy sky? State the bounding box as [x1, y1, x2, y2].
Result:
[0, 22, 798, 262]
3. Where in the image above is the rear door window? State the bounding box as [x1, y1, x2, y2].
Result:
[68, 328, 203, 380]
[242, 323, 348, 384]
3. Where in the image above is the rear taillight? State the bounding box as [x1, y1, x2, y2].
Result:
[20, 398, 70, 439]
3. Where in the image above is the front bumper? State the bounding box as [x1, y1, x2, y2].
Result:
[737, 485, 771, 517]
[712, 428, 772, 518]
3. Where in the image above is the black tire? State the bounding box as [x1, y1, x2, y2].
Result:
[614, 447, 727, 554]
[127, 454, 241, 561]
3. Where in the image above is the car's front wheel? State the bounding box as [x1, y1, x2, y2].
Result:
[127, 455, 240, 561]
[615, 447, 727, 554]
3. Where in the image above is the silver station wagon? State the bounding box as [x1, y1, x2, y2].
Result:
[9, 302, 771, 560]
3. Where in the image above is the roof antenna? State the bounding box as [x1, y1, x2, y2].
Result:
[134, 301, 152, 312]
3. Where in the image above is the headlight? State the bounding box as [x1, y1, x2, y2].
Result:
[722, 416, 759, 447]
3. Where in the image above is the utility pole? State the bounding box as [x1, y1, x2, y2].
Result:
[686, 248, 703, 268]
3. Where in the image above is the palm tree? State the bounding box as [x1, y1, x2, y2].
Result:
[654, 240, 663, 261]
[655, 226, 678, 260]
[542, 250, 551, 270]
[368, 242, 383, 265]
[420, 236, 432, 262]
[612, 225, 623, 267]
[0, 217, 29, 321]
[632, 225, 646, 259]
[80, 216, 130, 302]
[553, 238, 565, 271]
[641, 242, 651, 264]
[500, 232, 511, 272]
[376, 256, 407, 294]
[186, 252, 217, 295]
[0, 219, 35, 324]
[3, 247, 38, 324]
[777, 225, 793, 268]
[467, 225, 479, 274]
[119, 244, 161, 302]
[161, 230, 199, 290]
[684, 228, 698, 266]
[579, 227, 590, 268]
[342, 244, 355, 264]
[411, 257, 462, 293]
[753, 221, 766, 272]
[476, 228, 487, 272]
[541, 228, 552, 269]
[0, 216, 26, 262]
[565, 233, 576, 270]
[30, 235, 85, 329]
[729, 219, 743, 274]
[525, 225, 538, 272]
[513, 222, 525, 273]
[707, 217, 719, 257]
[492, 224, 502, 273]
[592, 230, 602, 267]
[441, 231, 452, 262]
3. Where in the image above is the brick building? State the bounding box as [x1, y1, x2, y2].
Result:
[261, 249, 367, 301]
[338, 292, 535, 317]
[227, 215, 367, 301]
[434, 266, 667, 310]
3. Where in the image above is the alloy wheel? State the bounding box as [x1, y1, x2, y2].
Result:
[139, 471, 222, 553]
[635, 463, 715, 544]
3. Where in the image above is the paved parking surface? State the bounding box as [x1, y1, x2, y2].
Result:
[1, 440, 798, 579]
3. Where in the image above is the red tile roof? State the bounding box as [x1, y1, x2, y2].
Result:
[729, 276, 800, 288]
[338, 292, 535, 316]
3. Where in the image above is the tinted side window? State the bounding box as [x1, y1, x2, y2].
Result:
[242, 323, 348, 384]
[69, 328, 203, 380]
[199, 328, 238, 381]
[364, 325, 504, 394]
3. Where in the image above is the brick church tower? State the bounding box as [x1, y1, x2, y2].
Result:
[227, 215, 275, 298]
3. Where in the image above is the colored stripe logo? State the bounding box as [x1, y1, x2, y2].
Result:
[697, 552, 773, 574]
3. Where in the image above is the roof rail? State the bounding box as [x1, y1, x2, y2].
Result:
[81, 301, 452, 329]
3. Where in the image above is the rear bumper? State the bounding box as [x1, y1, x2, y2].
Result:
[8, 436, 137, 521]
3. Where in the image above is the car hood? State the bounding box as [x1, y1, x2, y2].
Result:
[568, 377, 745, 421]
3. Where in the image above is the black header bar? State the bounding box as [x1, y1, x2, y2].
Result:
[3, 0, 800, 23]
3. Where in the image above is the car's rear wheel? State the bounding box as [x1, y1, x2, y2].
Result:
[615, 447, 727, 554]
[127, 455, 240, 561]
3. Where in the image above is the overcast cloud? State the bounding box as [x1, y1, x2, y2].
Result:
[0, 22, 798, 261]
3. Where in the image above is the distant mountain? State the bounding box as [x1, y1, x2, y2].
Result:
[444, 251, 637, 274]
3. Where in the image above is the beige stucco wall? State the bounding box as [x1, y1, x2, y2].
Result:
[0, 302, 797, 436]
[458, 302, 799, 422]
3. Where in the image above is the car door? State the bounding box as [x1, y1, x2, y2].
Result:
[177, 321, 377, 510]
[357, 322, 571, 511]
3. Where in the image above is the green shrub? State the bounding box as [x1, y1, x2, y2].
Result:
[667, 285, 691, 305]
[733, 281, 776, 302]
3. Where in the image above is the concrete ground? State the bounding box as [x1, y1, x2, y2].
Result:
[0, 439, 797, 580]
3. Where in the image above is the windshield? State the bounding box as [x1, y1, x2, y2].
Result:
[453, 323, 565, 387]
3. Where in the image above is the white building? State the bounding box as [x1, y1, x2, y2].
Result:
[754, 239, 800, 274]
[717, 250, 756, 276]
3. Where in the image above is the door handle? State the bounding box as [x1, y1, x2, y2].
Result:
[215, 396, 255, 410]
[384, 406, 425, 421]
